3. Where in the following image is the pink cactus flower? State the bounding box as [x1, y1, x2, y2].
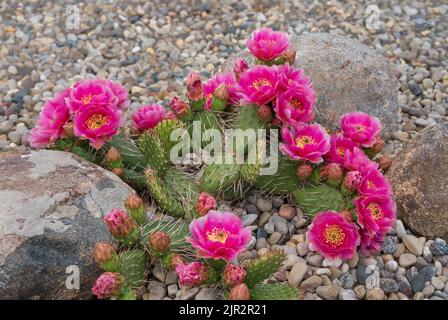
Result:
[203, 73, 239, 108]
[359, 229, 385, 255]
[185, 71, 205, 102]
[354, 195, 396, 237]
[307, 211, 361, 260]
[233, 58, 249, 81]
[325, 134, 358, 166]
[73, 104, 123, 149]
[68, 79, 119, 113]
[196, 192, 217, 216]
[274, 85, 316, 125]
[343, 170, 363, 191]
[92, 272, 122, 299]
[29, 89, 71, 148]
[176, 262, 208, 287]
[169, 96, 190, 117]
[358, 169, 392, 197]
[343, 147, 379, 173]
[103, 209, 135, 239]
[132, 104, 167, 132]
[223, 264, 246, 287]
[237, 65, 278, 106]
[187, 210, 251, 261]
[340, 112, 382, 147]
[275, 64, 313, 93]
[247, 27, 289, 61]
[98, 79, 130, 109]
[279, 123, 330, 163]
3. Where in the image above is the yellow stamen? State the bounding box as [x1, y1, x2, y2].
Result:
[81, 94, 93, 105]
[355, 124, 365, 131]
[295, 135, 316, 149]
[367, 180, 376, 189]
[367, 203, 384, 220]
[250, 78, 272, 90]
[336, 146, 346, 157]
[289, 98, 303, 110]
[206, 227, 230, 244]
[323, 224, 346, 248]
[86, 113, 109, 130]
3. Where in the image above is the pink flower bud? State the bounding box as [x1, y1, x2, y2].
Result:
[196, 192, 217, 216]
[149, 231, 171, 253]
[103, 209, 135, 238]
[169, 96, 190, 117]
[176, 262, 208, 287]
[285, 48, 297, 65]
[378, 156, 392, 171]
[257, 105, 273, 122]
[214, 83, 229, 101]
[92, 272, 121, 299]
[105, 147, 122, 163]
[371, 136, 385, 154]
[228, 283, 250, 300]
[296, 163, 313, 180]
[185, 72, 204, 102]
[233, 58, 249, 81]
[223, 264, 246, 287]
[343, 171, 363, 191]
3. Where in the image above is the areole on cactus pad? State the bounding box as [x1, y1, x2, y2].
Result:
[30, 27, 396, 300]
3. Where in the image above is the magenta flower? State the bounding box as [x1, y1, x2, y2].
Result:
[203, 73, 239, 108]
[223, 264, 246, 287]
[358, 169, 392, 197]
[340, 112, 382, 147]
[68, 79, 118, 113]
[103, 209, 135, 239]
[343, 170, 363, 191]
[187, 210, 251, 261]
[176, 262, 208, 287]
[343, 147, 379, 173]
[98, 79, 130, 109]
[92, 272, 122, 299]
[359, 229, 385, 255]
[132, 104, 167, 132]
[185, 71, 205, 102]
[29, 89, 70, 148]
[237, 65, 278, 106]
[275, 65, 313, 93]
[354, 195, 396, 237]
[196, 192, 217, 216]
[307, 211, 361, 260]
[73, 104, 123, 149]
[325, 134, 358, 166]
[247, 27, 289, 61]
[279, 123, 330, 163]
[233, 58, 249, 81]
[274, 85, 316, 125]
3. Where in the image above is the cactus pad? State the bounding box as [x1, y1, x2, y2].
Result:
[250, 283, 299, 300]
[244, 250, 286, 288]
[118, 249, 148, 288]
[293, 184, 345, 217]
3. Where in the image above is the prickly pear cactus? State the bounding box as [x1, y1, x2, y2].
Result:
[140, 218, 191, 254]
[244, 250, 286, 288]
[293, 184, 346, 217]
[118, 249, 148, 288]
[250, 283, 299, 300]
[255, 156, 301, 195]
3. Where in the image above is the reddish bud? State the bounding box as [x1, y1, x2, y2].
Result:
[257, 105, 273, 122]
[62, 122, 75, 138]
[343, 170, 363, 191]
[223, 264, 246, 287]
[185, 72, 204, 102]
[93, 242, 116, 264]
[111, 167, 123, 177]
[285, 48, 297, 65]
[371, 137, 385, 154]
[233, 58, 249, 81]
[92, 272, 122, 299]
[125, 194, 143, 211]
[214, 83, 229, 101]
[106, 147, 122, 163]
[228, 283, 250, 300]
[296, 163, 313, 180]
[378, 156, 392, 171]
[340, 210, 353, 223]
[103, 209, 135, 238]
[196, 192, 217, 216]
[169, 96, 190, 117]
[149, 231, 171, 253]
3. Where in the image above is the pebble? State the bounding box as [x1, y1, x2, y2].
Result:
[366, 288, 385, 300]
[322, 258, 342, 268]
[278, 205, 296, 219]
[431, 277, 445, 290]
[167, 284, 178, 298]
[339, 289, 356, 300]
[380, 278, 399, 293]
[256, 198, 272, 212]
[316, 285, 339, 300]
[300, 275, 322, 290]
[385, 260, 398, 272]
[382, 236, 397, 254]
[307, 254, 323, 267]
[399, 253, 417, 268]
[354, 285, 366, 299]
[402, 235, 425, 256]
[242, 214, 258, 226]
[288, 262, 308, 287]
[296, 242, 309, 257]
[195, 287, 217, 300]
[148, 285, 167, 300]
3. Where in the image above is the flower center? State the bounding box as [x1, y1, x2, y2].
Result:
[251, 78, 272, 90]
[355, 124, 365, 131]
[336, 146, 346, 157]
[367, 202, 384, 220]
[81, 94, 93, 105]
[289, 98, 303, 110]
[323, 224, 346, 248]
[86, 113, 109, 130]
[366, 180, 376, 189]
[295, 135, 316, 149]
[206, 227, 230, 244]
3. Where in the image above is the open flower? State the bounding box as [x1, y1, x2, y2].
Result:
[274, 85, 316, 125]
[237, 65, 278, 106]
[247, 27, 289, 62]
[132, 104, 167, 132]
[68, 79, 119, 113]
[325, 134, 358, 166]
[354, 195, 396, 237]
[358, 169, 392, 197]
[280, 123, 330, 163]
[196, 192, 217, 216]
[92, 272, 122, 299]
[343, 147, 379, 173]
[340, 112, 381, 147]
[203, 73, 239, 108]
[275, 65, 313, 93]
[187, 210, 251, 261]
[29, 89, 71, 148]
[98, 79, 129, 109]
[73, 104, 123, 149]
[176, 262, 208, 287]
[307, 211, 360, 260]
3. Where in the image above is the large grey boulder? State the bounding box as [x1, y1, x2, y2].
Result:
[387, 123, 448, 239]
[222, 33, 400, 138]
[0, 150, 133, 299]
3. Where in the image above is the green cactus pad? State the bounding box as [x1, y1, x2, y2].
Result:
[250, 283, 299, 300]
[200, 160, 243, 197]
[255, 156, 301, 195]
[244, 250, 286, 288]
[107, 133, 147, 171]
[164, 167, 200, 217]
[118, 249, 148, 288]
[138, 132, 171, 176]
[293, 184, 345, 217]
[234, 104, 264, 131]
[122, 168, 147, 190]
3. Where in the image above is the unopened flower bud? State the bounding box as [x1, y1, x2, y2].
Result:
[106, 147, 122, 163]
[371, 137, 385, 154]
[149, 231, 171, 253]
[378, 156, 392, 171]
[343, 170, 363, 191]
[92, 272, 122, 300]
[93, 242, 116, 264]
[176, 262, 208, 287]
[164, 111, 176, 120]
[111, 167, 123, 177]
[196, 192, 217, 216]
[233, 58, 249, 81]
[214, 83, 229, 101]
[228, 283, 250, 300]
[124, 193, 145, 225]
[185, 72, 205, 102]
[257, 105, 273, 122]
[296, 163, 313, 180]
[169, 96, 190, 117]
[163, 253, 184, 270]
[223, 264, 246, 287]
[285, 48, 297, 65]
[340, 210, 353, 223]
[62, 122, 75, 138]
[103, 209, 135, 239]
[321, 163, 343, 186]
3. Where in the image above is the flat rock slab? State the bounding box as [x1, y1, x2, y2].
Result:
[388, 123, 448, 239]
[0, 150, 133, 299]
[222, 32, 400, 138]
